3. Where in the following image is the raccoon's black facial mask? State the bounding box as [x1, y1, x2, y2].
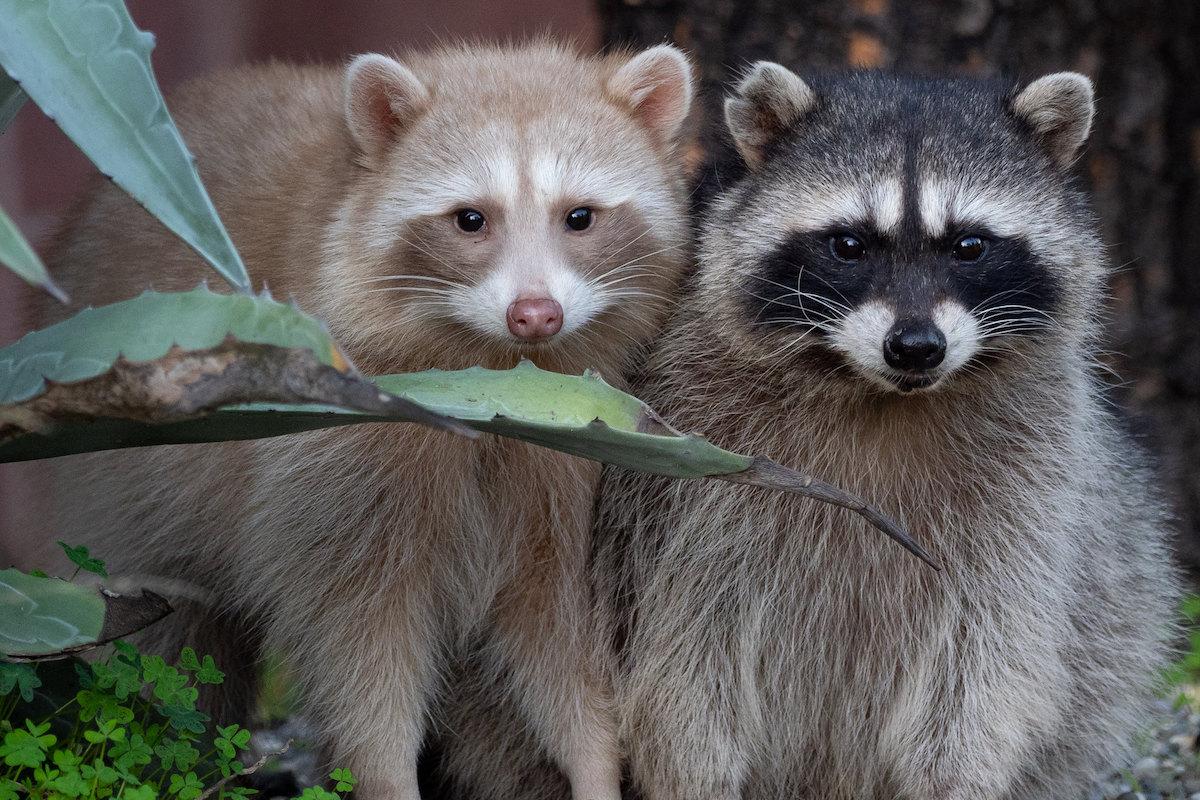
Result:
[745, 226, 1060, 334]
[742, 224, 1063, 390]
[745, 229, 875, 332]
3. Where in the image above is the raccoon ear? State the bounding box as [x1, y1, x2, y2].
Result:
[344, 53, 430, 162]
[725, 61, 817, 169]
[1011, 72, 1095, 168]
[607, 45, 695, 144]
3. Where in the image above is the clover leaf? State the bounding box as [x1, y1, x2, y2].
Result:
[53, 749, 84, 771]
[82, 719, 126, 745]
[0, 662, 41, 703]
[214, 725, 250, 761]
[48, 769, 90, 798]
[160, 704, 208, 735]
[57, 541, 109, 579]
[330, 768, 357, 793]
[111, 733, 154, 771]
[81, 758, 120, 787]
[195, 655, 225, 686]
[94, 656, 144, 701]
[168, 771, 204, 800]
[0, 721, 56, 768]
[296, 788, 340, 800]
[154, 737, 200, 772]
[125, 784, 159, 800]
[148, 663, 198, 708]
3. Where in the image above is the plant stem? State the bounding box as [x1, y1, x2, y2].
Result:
[88, 739, 108, 800]
[0, 692, 18, 722]
[39, 697, 76, 727]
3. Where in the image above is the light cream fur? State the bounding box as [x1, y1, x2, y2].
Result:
[39, 41, 694, 800]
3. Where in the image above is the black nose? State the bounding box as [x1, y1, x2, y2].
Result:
[883, 320, 947, 371]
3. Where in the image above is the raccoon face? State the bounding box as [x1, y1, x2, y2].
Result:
[703, 65, 1101, 394]
[321, 44, 693, 370]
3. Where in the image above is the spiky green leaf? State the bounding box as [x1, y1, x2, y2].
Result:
[0, 203, 67, 302]
[0, 70, 26, 132]
[0, 0, 250, 291]
[0, 570, 103, 659]
[2, 358, 746, 478]
[0, 569, 172, 661]
[0, 356, 934, 566]
[0, 289, 462, 452]
[0, 287, 344, 406]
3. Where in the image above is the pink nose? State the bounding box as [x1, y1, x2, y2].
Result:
[506, 297, 563, 341]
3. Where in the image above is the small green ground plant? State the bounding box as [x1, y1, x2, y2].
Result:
[1163, 594, 1200, 709]
[1, 547, 352, 800]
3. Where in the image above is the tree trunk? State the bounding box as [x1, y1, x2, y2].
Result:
[599, 0, 1200, 574]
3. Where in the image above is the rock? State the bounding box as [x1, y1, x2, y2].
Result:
[1133, 756, 1160, 780]
[1172, 733, 1198, 754]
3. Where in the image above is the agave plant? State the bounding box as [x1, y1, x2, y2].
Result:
[0, 0, 934, 659]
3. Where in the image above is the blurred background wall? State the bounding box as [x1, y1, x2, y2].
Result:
[0, 0, 599, 567]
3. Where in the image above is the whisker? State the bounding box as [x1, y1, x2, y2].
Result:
[347, 274, 469, 289]
[405, 232, 473, 278]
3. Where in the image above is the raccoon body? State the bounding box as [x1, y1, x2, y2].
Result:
[594, 68, 1178, 799]
[42, 42, 695, 800]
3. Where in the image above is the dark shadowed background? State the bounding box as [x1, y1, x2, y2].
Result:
[3, 0, 1200, 577]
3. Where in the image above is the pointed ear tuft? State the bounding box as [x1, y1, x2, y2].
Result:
[724, 61, 817, 170]
[1011, 72, 1095, 168]
[607, 45, 695, 144]
[344, 53, 430, 162]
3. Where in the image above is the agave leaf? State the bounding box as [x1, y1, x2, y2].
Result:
[0, 568, 173, 661]
[0, 287, 464, 438]
[0, 357, 935, 567]
[0, 287, 346, 406]
[0, 203, 68, 302]
[0, 570, 103, 659]
[0, 0, 251, 292]
[0, 70, 26, 132]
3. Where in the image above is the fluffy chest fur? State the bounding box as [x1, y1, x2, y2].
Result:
[227, 424, 600, 634]
[596, 327, 1122, 796]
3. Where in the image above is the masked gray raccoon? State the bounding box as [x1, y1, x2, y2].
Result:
[592, 66, 1178, 800]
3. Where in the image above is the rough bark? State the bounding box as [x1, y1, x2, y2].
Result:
[599, 0, 1200, 572]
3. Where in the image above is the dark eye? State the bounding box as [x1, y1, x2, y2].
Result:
[829, 233, 866, 262]
[455, 209, 486, 233]
[566, 207, 594, 232]
[952, 234, 988, 262]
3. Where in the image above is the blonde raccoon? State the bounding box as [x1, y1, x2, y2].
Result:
[42, 41, 694, 800]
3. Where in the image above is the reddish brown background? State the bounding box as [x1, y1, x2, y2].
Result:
[0, 1, 599, 567]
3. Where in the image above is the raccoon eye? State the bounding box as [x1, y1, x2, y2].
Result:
[952, 234, 988, 262]
[829, 234, 866, 262]
[455, 209, 486, 233]
[566, 207, 594, 232]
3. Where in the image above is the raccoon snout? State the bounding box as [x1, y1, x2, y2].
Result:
[507, 297, 563, 341]
[883, 319, 947, 372]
